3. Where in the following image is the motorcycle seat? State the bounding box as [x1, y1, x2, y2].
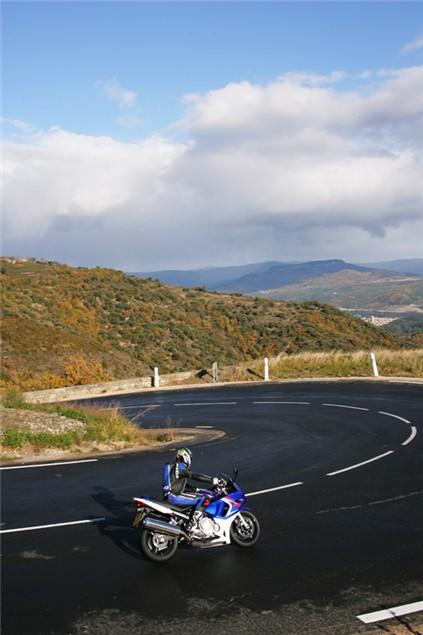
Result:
[161, 500, 196, 512]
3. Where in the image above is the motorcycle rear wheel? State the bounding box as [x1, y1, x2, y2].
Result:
[230, 511, 260, 547]
[140, 529, 179, 562]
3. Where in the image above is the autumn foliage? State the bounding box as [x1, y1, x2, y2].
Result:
[0, 258, 405, 391]
[63, 354, 111, 385]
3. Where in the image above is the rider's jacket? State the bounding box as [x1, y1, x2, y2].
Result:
[163, 461, 213, 499]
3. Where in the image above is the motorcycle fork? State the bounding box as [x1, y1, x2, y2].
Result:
[236, 513, 249, 529]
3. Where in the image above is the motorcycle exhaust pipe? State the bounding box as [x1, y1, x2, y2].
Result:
[143, 516, 189, 539]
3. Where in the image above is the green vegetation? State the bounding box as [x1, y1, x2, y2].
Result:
[383, 314, 423, 336]
[381, 315, 423, 348]
[1, 258, 403, 391]
[2, 426, 81, 451]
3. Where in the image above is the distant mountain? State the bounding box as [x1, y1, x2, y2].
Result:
[215, 260, 374, 293]
[360, 259, 423, 276]
[134, 259, 376, 293]
[132, 261, 284, 289]
[255, 269, 423, 311]
[131, 259, 423, 313]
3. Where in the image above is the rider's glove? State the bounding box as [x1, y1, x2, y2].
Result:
[212, 477, 219, 486]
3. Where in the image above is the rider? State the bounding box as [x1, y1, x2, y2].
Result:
[163, 447, 219, 506]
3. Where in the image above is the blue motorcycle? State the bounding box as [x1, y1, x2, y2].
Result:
[133, 469, 260, 562]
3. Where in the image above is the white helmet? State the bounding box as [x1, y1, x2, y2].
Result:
[176, 447, 192, 468]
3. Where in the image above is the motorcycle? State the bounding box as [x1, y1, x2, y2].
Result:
[132, 468, 260, 562]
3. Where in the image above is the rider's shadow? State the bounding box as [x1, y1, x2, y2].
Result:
[89, 485, 141, 560]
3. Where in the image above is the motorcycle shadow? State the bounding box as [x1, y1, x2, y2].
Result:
[89, 485, 141, 561]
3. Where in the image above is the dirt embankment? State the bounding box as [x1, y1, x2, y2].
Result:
[1, 408, 85, 434]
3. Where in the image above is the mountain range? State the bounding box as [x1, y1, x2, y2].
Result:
[133, 259, 423, 312]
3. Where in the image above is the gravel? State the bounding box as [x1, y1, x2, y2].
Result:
[0, 408, 85, 435]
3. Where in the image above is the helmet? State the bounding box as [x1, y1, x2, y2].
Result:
[176, 447, 192, 468]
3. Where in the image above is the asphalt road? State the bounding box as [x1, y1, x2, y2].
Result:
[1, 381, 422, 634]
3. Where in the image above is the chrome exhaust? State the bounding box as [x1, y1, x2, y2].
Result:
[143, 516, 188, 539]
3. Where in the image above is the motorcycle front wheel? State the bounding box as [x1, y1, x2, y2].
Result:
[230, 511, 260, 547]
[139, 529, 179, 562]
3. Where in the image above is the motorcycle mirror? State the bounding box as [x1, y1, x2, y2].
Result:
[233, 467, 239, 479]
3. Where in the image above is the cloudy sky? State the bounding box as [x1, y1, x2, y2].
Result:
[2, 2, 423, 270]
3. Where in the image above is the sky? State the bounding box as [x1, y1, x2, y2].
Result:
[2, 1, 423, 270]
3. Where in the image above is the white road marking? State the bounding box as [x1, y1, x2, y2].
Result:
[357, 600, 423, 624]
[389, 380, 423, 385]
[174, 402, 237, 406]
[378, 410, 411, 424]
[326, 451, 394, 476]
[93, 403, 159, 411]
[195, 425, 213, 429]
[402, 426, 417, 446]
[0, 459, 98, 471]
[0, 517, 106, 535]
[316, 490, 423, 514]
[114, 404, 160, 411]
[323, 403, 369, 411]
[246, 482, 303, 497]
[253, 401, 310, 405]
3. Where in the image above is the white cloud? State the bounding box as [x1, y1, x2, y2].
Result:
[2, 67, 423, 268]
[96, 78, 137, 109]
[401, 36, 423, 54]
[183, 67, 423, 139]
[2, 129, 185, 239]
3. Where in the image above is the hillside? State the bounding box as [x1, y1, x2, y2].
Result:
[1, 258, 401, 391]
[255, 269, 423, 310]
[384, 314, 423, 336]
[383, 314, 423, 347]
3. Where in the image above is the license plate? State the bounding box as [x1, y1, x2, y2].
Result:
[132, 511, 144, 527]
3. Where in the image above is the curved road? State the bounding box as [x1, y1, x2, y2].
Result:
[2, 381, 422, 634]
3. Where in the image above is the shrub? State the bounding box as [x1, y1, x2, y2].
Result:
[63, 354, 111, 386]
[2, 388, 27, 409]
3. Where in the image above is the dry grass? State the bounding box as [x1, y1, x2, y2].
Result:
[223, 348, 423, 380]
[0, 393, 177, 454]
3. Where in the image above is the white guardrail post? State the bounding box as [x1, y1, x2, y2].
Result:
[153, 366, 160, 387]
[264, 357, 269, 381]
[370, 352, 379, 377]
[212, 361, 219, 383]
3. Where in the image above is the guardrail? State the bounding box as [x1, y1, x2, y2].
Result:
[22, 352, 387, 404]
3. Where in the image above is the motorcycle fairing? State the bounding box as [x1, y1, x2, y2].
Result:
[201, 491, 248, 519]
